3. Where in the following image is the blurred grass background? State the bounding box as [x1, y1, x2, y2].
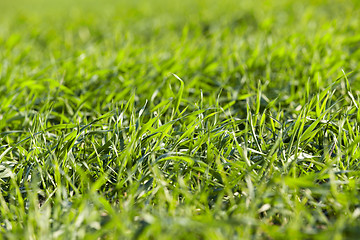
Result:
[1, 0, 359, 97]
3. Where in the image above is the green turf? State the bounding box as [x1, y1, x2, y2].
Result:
[1, 0, 360, 239]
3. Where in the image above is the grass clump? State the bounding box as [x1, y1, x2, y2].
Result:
[1, 0, 360, 239]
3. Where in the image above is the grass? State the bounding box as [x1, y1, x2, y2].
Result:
[1, 0, 360, 239]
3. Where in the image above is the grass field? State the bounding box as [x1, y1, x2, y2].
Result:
[1, 0, 360, 239]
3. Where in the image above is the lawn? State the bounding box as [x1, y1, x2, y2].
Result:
[1, 0, 360, 239]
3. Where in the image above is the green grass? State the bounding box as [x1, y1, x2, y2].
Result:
[1, 0, 360, 239]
